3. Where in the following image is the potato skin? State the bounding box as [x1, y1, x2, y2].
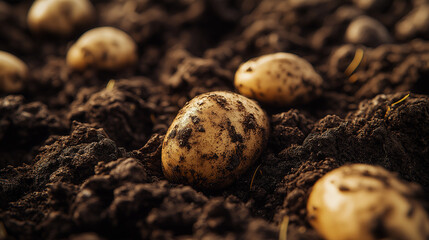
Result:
[161, 91, 269, 189]
[234, 52, 323, 107]
[345, 16, 392, 47]
[307, 164, 429, 240]
[66, 27, 137, 71]
[27, 0, 95, 36]
[0, 51, 27, 93]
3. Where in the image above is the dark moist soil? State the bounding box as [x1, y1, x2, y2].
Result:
[1, 0, 429, 239]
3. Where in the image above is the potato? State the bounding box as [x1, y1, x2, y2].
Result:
[0, 51, 28, 93]
[27, 0, 95, 36]
[345, 16, 392, 47]
[395, 4, 429, 40]
[353, 0, 389, 11]
[161, 91, 269, 189]
[66, 27, 137, 71]
[307, 164, 429, 240]
[234, 52, 323, 107]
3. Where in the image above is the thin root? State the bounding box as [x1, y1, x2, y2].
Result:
[250, 164, 262, 191]
[106, 79, 116, 90]
[345, 48, 364, 76]
[279, 216, 289, 240]
[385, 93, 410, 118]
[150, 114, 157, 124]
[348, 73, 359, 83]
[0, 221, 7, 238]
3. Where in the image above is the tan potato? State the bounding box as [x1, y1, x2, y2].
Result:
[234, 52, 323, 107]
[66, 27, 137, 71]
[395, 4, 429, 40]
[307, 164, 429, 240]
[353, 0, 388, 11]
[162, 91, 269, 189]
[345, 16, 392, 47]
[0, 51, 28, 93]
[27, 0, 95, 36]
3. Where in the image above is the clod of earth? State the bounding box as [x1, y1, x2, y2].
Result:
[161, 91, 269, 189]
[1, 1, 429, 239]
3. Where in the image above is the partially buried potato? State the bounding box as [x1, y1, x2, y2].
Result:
[235, 52, 323, 107]
[162, 91, 269, 189]
[66, 27, 137, 71]
[307, 164, 429, 240]
[345, 16, 392, 47]
[27, 0, 95, 36]
[0, 51, 28, 93]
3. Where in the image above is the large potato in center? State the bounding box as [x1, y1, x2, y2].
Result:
[162, 91, 269, 189]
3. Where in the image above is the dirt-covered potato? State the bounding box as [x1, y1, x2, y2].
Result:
[307, 164, 429, 240]
[0, 51, 28, 93]
[162, 91, 269, 189]
[234, 52, 323, 107]
[27, 0, 95, 36]
[66, 27, 137, 71]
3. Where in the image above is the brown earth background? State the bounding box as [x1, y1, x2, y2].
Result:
[1, 0, 429, 239]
